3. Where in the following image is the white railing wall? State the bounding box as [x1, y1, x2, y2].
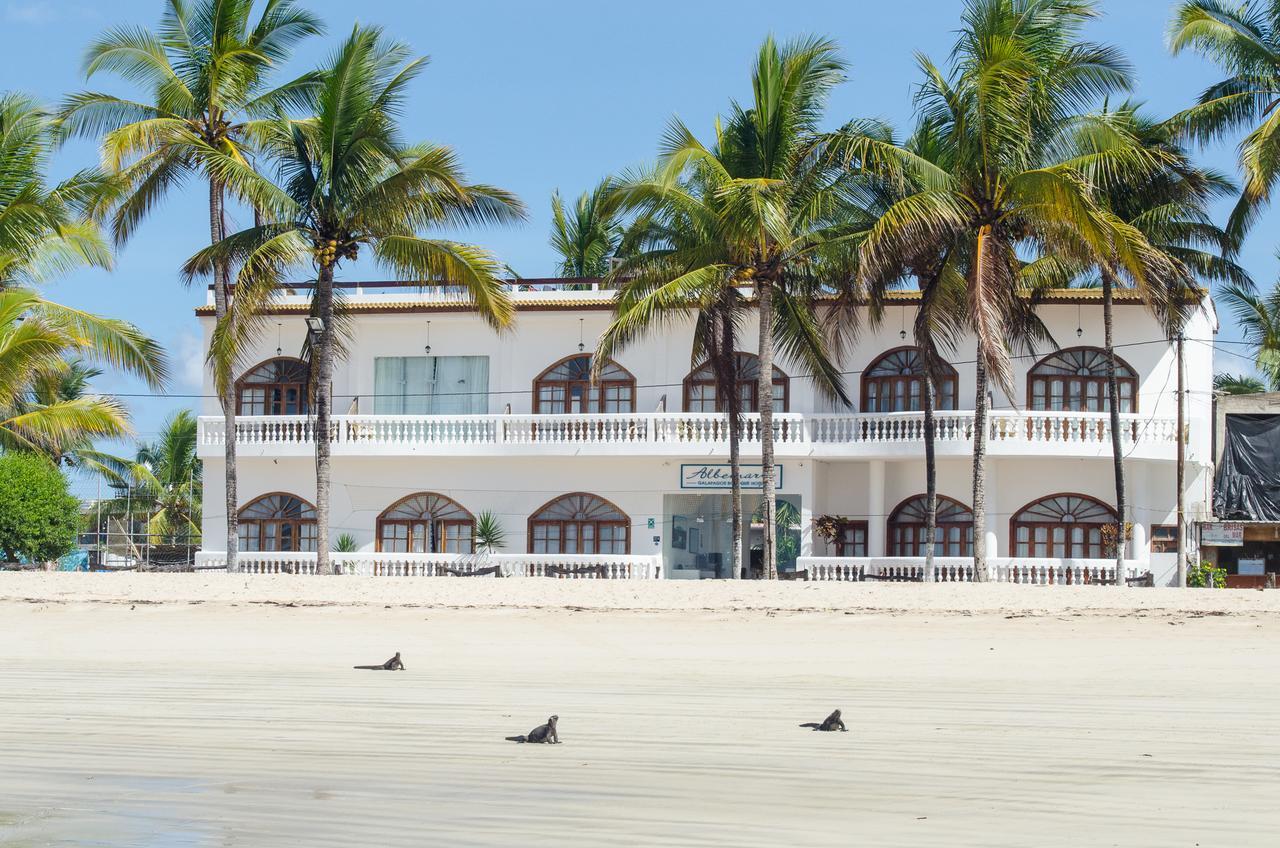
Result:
[195, 551, 663, 580]
[198, 410, 1179, 457]
[796, 556, 1141, 584]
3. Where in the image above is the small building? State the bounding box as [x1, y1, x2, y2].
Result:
[1201, 392, 1280, 587]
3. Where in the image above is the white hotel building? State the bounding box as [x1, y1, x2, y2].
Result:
[195, 280, 1216, 585]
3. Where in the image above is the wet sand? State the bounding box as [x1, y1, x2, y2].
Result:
[0, 579, 1277, 846]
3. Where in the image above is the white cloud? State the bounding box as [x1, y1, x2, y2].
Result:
[174, 328, 207, 392]
[5, 2, 97, 24]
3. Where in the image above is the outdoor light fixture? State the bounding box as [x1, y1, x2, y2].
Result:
[899, 305, 907, 340]
[306, 317, 324, 334]
[1076, 304, 1083, 338]
[424, 320, 432, 355]
[578, 318, 585, 352]
[276, 322, 283, 357]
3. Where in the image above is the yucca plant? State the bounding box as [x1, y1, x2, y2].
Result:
[474, 510, 505, 555]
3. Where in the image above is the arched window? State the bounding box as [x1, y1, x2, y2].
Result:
[533, 355, 635, 413]
[236, 358, 309, 415]
[376, 493, 474, 554]
[237, 493, 316, 552]
[1011, 494, 1117, 559]
[862, 347, 958, 412]
[529, 493, 630, 554]
[1027, 347, 1137, 413]
[887, 495, 974, 557]
[683, 353, 789, 412]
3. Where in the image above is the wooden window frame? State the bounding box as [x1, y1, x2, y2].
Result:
[1150, 524, 1178, 554]
[861, 346, 959, 413]
[376, 493, 475, 554]
[886, 495, 974, 557]
[237, 492, 317, 552]
[682, 353, 790, 413]
[1009, 492, 1118, 559]
[235, 357, 310, 416]
[833, 520, 869, 557]
[1027, 346, 1138, 413]
[527, 492, 631, 554]
[532, 354, 636, 414]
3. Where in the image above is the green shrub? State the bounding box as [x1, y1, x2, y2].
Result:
[1188, 560, 1227, 589]
[334, 533, 358, 552]
[0, 452, 80, 563]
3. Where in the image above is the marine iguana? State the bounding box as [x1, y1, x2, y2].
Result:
[800, 708, 847, 731]
[354, 652, 404, 671]
[506, 715, 560, 743]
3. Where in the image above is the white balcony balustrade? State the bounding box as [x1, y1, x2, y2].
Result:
[197, 410, 1181, 460]
[797, 556, 1142, 584]
[195, 551, 663, 579]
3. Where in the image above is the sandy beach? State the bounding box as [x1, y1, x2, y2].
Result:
[1, 575, 1277, 846]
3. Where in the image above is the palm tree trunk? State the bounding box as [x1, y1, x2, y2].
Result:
[756, 280, 778, 579]
[923, 372, 937, 582]
[314, 262, 336, 575]
[971, 350, 989, 582]
[209, 177, 238, 574]
[1101, 269, 1127, 585]
[720, 314, 744, 580]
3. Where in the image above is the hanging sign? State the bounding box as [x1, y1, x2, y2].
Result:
[680, 464, 782, 490]
[1200, 523, 1244, 546]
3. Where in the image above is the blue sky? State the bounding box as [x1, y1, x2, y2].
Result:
[0, 0, 1269, 494]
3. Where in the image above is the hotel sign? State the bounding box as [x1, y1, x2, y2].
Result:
[680, 464, 782, 490]
[1200, 522, 1244, 546]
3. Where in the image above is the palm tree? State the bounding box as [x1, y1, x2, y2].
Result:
[597, 36, 865, 577]
[186, 25, 525, 574]
[856, 0, 1163, 579]
[1168, 0, 1280, 238]
[1215, 372, 1267, 393]
[1, 290, 167, 453]
[1077, 103, 1249, 579]
[97, 410, 202, 547]
[1221, 281, 1280, 387]
[61, 0, 324, 573]
[550, 180, 621, 278]
[0, 93, 167, 454]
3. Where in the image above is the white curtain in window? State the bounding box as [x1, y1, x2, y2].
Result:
[375, 356, 488, 414]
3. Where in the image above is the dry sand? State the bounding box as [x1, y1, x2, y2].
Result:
[1, 575, 1277, 846]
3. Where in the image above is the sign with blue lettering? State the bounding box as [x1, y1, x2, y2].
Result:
[679, 464, 783, 490]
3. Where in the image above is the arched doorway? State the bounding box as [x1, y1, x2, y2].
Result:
[236, 358, 309, 415]
[528, 493, 630, 554]
[533, 355, 635, 413]
[1011, 493, 1118, 559]
[887, 495, 974, 557]
[377, 493, 475, 553]
[862, 347, 958, 412]
[237, 493, 317, 551]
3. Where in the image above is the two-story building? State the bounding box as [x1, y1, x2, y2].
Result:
[194, 279, 1216, 584]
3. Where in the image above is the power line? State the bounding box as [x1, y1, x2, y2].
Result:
[77, 335, 1202, 401]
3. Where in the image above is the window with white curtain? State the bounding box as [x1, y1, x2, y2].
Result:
[374, 356, 489, 414]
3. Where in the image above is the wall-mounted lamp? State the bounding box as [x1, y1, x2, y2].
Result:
[305, 317, 324, 334]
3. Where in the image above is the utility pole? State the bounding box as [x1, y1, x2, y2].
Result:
[1176, 332, 1187, 588]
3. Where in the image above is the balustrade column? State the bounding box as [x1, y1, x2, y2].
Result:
[868, 459, 886, 557]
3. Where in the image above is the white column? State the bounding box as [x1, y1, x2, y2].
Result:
[1128, 464, 1149, 565]
[983, 460, 999, 562]
[868, 460, 886, 557]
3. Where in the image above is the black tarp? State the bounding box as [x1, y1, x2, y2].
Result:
[1215, 414, 1280, 521]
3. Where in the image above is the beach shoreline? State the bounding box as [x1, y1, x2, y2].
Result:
[4, 572, 1280, 617]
